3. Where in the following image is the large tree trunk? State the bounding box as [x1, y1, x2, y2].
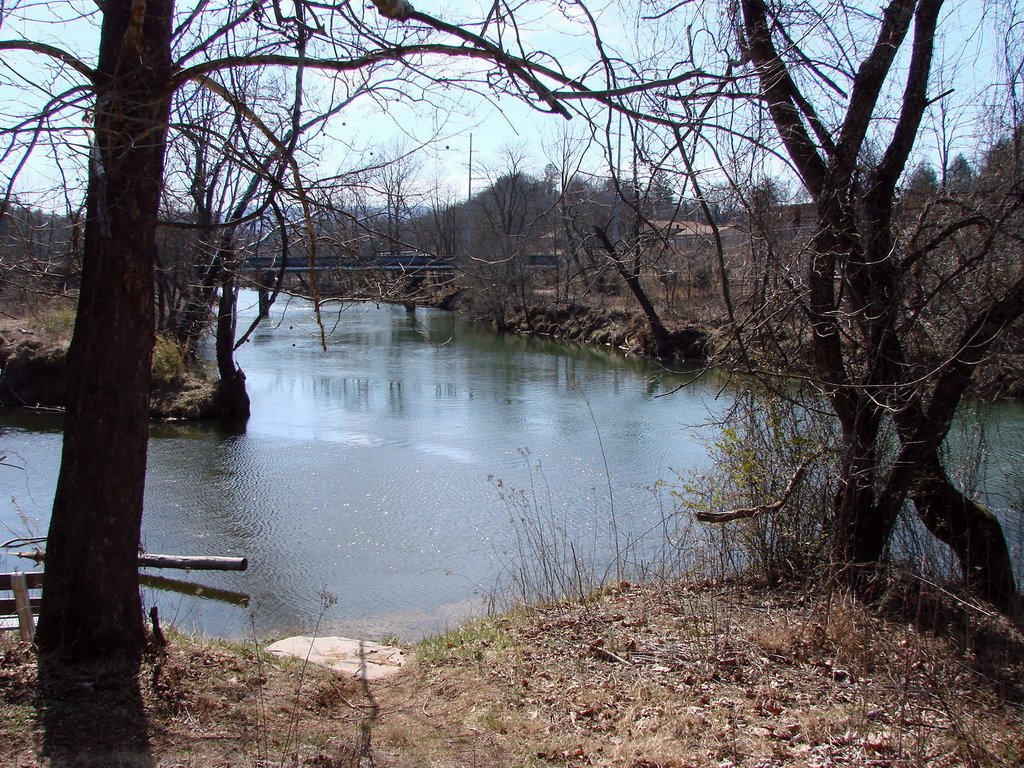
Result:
[830, 426, 897, 598]
[34, 0, 174, 663]
[911, 453, 1018, 611]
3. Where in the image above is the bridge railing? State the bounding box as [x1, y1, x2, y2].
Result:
[242, 251, 456, 273]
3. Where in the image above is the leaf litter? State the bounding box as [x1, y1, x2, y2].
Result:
[0, 577, 1021, 767]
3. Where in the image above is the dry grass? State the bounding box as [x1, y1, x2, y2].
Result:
[1, 578, 1022, 767]
[0, 299, 76, 343]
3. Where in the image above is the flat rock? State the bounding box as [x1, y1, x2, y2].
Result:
[266, 636, 407, 680]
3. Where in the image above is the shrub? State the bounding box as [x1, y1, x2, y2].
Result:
[151, 334, 186, 387]
[38, 305, 76, 338]
[678, 388, 838, 583]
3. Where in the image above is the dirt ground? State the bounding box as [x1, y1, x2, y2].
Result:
[1, 578, 1022, 767]
[2, 301, 1023, 766]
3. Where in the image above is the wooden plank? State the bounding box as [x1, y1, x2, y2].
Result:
[0, 596, 41, 614]
[11, 553, 247, 572]
[0, 572, 43, 637]
[11, 572, 34, 641]
[0, 572, 43, 590]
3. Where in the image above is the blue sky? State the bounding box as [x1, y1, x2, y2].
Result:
[1, 0, 1017, 211]
[0, 0, 627, 208]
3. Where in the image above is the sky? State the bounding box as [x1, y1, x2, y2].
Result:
[0, 0, 631, 210]
[1, 0, 1017, 212]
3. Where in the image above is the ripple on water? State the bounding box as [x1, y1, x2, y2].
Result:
[10, 296, 1017, 641]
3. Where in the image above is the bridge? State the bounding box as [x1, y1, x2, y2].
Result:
[242, 250, 456, 274]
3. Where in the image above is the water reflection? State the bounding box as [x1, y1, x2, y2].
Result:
[3, 297, 725, 639]
[4, 294, 1019, 641]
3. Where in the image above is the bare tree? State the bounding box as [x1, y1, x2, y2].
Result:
[418, 177, 467, 263]
[366, 139, 424, 259]
[31, 0, 176, 662]
[545, 0, 1022, 607]
[605, 0, 1021, 607]
[588, 124, 683, 356]
[735, 0, 1022, 607]
[0, 0, 617, 665]
[465, 144, 553, 328]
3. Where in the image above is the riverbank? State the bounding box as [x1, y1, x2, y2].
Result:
[355, 286, 1024, 397]
[0, 302, 223, 419]
[305, 280, 714, 365]
[482, 302, 711, 364]
[5, 293, 1020, 416]
[2, 577, 1021, 767]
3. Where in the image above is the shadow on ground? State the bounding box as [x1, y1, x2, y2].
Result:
[36, 655, 152, 767]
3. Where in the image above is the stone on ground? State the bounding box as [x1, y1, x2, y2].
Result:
[266, 636, 406, 680]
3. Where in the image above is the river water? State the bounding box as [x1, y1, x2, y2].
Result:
[0, 294, 727, 640]
[1, 294, 1022, 641]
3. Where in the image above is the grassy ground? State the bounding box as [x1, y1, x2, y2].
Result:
[1, 577, 1022, 767]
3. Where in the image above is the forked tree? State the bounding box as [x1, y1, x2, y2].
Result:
[730, 0, 1021, 607]
[0, 0, 588, 665]
[568, 0, 1021, 607]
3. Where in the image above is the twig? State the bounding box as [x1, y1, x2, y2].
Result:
[329, 680, 377, 713]
[1, 536, 46, 548]
[590, 645, 631, 665]
[695, 458, 814, 523]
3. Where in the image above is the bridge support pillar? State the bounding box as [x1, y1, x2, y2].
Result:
[258, 270, 276, 319]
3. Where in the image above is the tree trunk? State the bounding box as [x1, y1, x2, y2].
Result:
[214, 272, 250, 418]
[592, 226, 671, 355]
[734, 0, 1019, 614]
[830, 429, 896, 598]
[35, 0, 174, 663]
[173, 250, 220, 353]
[911, 453, 1019, 610]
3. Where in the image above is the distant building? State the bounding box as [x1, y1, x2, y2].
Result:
[647, 219, 735, 246]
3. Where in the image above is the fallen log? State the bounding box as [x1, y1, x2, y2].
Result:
[694, 458, 813, 524]
[14, 549, 248, 571]
[139, 554, 248, 571]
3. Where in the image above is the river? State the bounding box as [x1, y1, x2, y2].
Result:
[0, 293, 727, 641]
[1, 293, 1022, 641]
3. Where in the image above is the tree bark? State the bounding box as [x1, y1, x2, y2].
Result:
[214, 271, 250, 418]
[911, 453, 1019, 611]
[34, 0, 174, 663]
[829, 427, 896, 598]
